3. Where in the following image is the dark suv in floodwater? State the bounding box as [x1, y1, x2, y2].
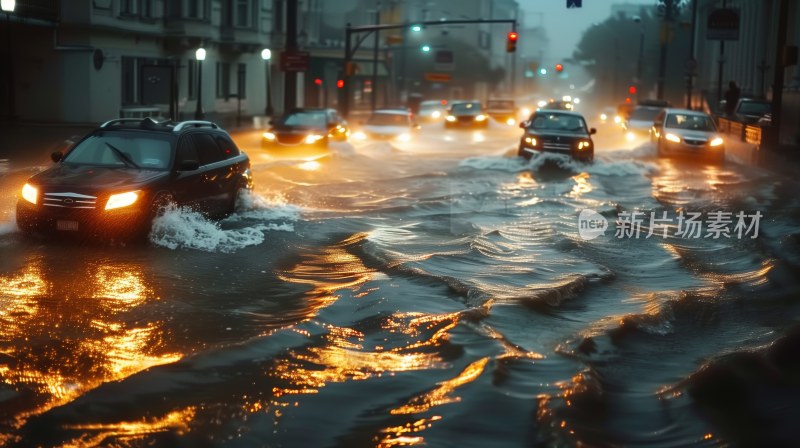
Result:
[16, 118, 253, 239]
[517, 110, 596, 162]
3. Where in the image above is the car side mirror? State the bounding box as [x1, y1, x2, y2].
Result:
[51, 151, 63, 163]
[179, 160, 200, 171]
[519, 121, 529, 129]
[590, 128, 597, 135]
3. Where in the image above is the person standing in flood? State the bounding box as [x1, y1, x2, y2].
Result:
[724, 81, 741, 116]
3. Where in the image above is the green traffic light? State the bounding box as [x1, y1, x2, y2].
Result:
[422, 45, 431, 52]
[411, 25, 422, 32]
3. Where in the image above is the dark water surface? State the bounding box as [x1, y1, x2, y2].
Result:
[1, 124, 799, 447]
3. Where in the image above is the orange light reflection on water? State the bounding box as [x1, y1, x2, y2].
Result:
[0, 259, 184, 432]
[59, 406, 197, 448]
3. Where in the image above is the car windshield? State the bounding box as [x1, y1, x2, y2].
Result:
[367, 113, 410, 126]
[529, 113, 586, 132]
[738, 101, 771, 115]
[630, 107, 662, 121]
[282, 112, 327, 127]
[665, 114, 717, 131]
[62, 131, 174, 170]
[451, 103, 481, 114]
[488, 100, 514, 109]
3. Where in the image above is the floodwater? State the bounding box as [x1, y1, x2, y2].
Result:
[0, 120, 798, 447]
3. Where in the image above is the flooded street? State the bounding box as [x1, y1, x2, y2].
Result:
[1, 121, 799, 447]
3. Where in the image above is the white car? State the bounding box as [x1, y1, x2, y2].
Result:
[652, 109, 725, 162]
[352, 109, 419, 142]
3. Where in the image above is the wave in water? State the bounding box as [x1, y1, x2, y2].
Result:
[459, 153, 658, 177]
[149, 191, 298, 252]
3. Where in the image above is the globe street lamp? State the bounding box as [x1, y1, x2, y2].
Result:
[194, 47, 206, 120]
[2, 0, 15, 121]
[261, 48, 274, 116]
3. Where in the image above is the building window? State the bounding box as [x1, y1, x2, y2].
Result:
[217, 62, 231, 99]
[120, 0, 152, 17]
[122, 57, 137, 104]
[235, 0, 251, 27]
[120, 0, 134, 15]
[186, 0, 204, 19]
[188, 58, 196, 100]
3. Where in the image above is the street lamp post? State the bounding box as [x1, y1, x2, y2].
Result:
[194, 47, 206, 120]
[2, 0, 15, 121]
[261, 48, 273, 116]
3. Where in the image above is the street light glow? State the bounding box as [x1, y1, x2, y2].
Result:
[0, 0, 15, 12]
[195, 48, 206, 61]
[539, 68, 547, 75]
[411, 24, 422, 32]
[422, 45, 431, 52]
[261, 48, 272, 60]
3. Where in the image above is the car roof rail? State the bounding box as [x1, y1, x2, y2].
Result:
[173, 120, 220, 132]
[100, 117, 163, 128]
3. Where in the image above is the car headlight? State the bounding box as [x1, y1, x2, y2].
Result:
[600, 113, 608, 121]
[521, 108, 531, 117]
[105, 191, 139, 210]
[614, 116, 622, 124]
[665, 133, 681, 143]
[506, 118, 516, 126]
[352, 131, 367, 140]
[626, 132, 636, 141]
[577, 140, 591, 150]
[709, 137, 724, 147]
[446, 115, 456, 122]
[432, 111, 441, 119]
[21, 183, 38, 205]
[396, 133, 411, 142]
[524, 136, 537, 146]
[537, 100, 547, 107]
[305, 134, 324, 144]
[263, 132, 276, 141]
[475, 114, 487, 121]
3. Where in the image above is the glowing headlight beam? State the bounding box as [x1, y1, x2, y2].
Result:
[106, 191, 139, 210]
[21, 183, 38, 205]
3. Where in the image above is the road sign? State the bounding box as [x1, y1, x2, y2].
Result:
[434, 50, 454, 71]
[707, 8, 739, 41]
[425, 72, 451, 82]
[280, 51, 310, 72]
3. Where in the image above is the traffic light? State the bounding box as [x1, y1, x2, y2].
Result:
[336, 79, 344, 89]
[629, 85, 637, 95]
[506, 31, 518, 53]
[314, 78, 322, 86]
[555, 63, 564, 73]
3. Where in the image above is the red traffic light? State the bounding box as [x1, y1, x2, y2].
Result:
[555, 63, 564, 72]
[336, 79, 344, 89]
[628, 85, 637, 95]
[506, 31, 518, 53]
[314, 78, 322, 86]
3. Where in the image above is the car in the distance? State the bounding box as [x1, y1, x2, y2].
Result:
[444, 101, 489, 128]
[262, 108, 349, 148]
[352, 109, 420, 142]
[623, 104, 666, 140]
[16, 118, 252, 240]
[652, 109, 725, 162]
[417, 100, 448, 122]
[486, 98, 519, 125]
[517, 110, 596, 162]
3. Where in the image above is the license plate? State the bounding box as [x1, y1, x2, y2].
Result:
[56, 220, 79, 231]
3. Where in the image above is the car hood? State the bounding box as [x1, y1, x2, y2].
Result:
[668, 129, 718, 140]
[527, 129, 589, 139]
[30, 164, 169, 192]
[627, 120, 654, 129]
[363, 125, 409, 135]
[271, 125, 326, 133]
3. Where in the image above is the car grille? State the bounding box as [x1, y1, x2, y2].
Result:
[42, 192, 97, 209]
[277, 134, 305, 145]
[683, 138, 707, 146]
[457, 116, 474, 123]
[541, 139, 572, 152]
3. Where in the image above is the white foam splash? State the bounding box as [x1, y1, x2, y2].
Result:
[459, 152, 658, 177]
[149, 191, 299, 253]
[458, 155, 529, 172]
[0, 214, 17, 236]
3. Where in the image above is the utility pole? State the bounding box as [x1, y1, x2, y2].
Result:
[283, 0, 299, 111]
[767, 0, 789, 152]
[656, 0, 680, 100]
[716, 0, 726, 107]
[685, 0, 697, 109]
[371, 4, 380, 112]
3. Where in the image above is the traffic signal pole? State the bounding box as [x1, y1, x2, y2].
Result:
[341, 18, 516, 120]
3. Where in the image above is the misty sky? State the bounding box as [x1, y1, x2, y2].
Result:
[519, 0, 656, 61]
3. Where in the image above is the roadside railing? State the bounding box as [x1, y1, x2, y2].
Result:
[717, 116, 762, 146]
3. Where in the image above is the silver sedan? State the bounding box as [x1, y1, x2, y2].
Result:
[652, 109, 725, 162]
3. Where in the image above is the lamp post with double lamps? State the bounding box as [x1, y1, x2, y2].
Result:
[261, 48, 274, 116]
[194, 47, 206, 120]
[1, 0, 15, 121]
